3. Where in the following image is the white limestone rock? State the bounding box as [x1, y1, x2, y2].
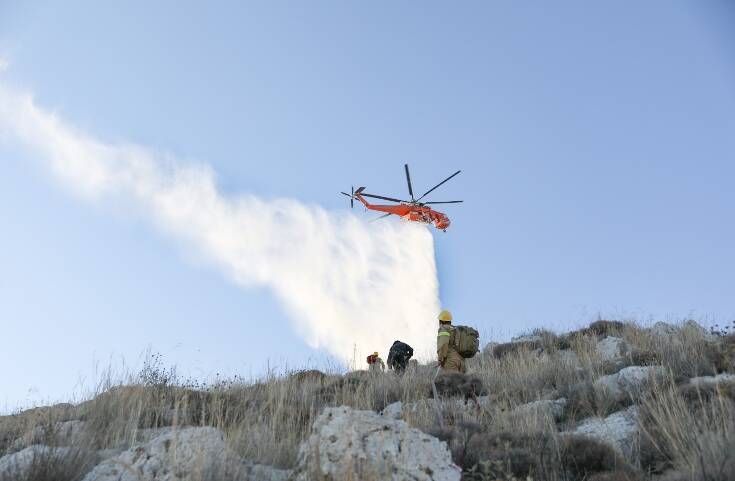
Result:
[594, 365, 664, 401]
[649, 320, 716, 342]
[482, 342, 499, 357]
[649, 321, 678, 338]
[681, 320, 715, 340]
[293, 406, 461, 481]
[381, 401, 404, 420]
[556, 349, 582, 368]
[688, 373, 735, 386]
[0, 445, 71, 478]
[510, 333, 543, 343]
[596, 336, 628, 363]
[83, 426, 289, 481]
[381, 395, 491, 421]
[11, 420, 86, 450]
[513, 398, 567, 422]
[568, 406, 640, 461]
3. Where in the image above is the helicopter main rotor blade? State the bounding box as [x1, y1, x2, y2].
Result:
[424, 200, 464, 204]
[404, 164, 415, 201]
[370, 213, 393, 223]
[416, 170, 461, 202]
[360, 193, 408, 203]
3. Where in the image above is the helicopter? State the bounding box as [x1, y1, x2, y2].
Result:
[341, 164, 462, 231]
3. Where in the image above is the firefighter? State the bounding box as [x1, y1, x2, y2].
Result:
[387, 340, 414, 373]
[367, 351, 385, 372]
[437, 309, 466, 373]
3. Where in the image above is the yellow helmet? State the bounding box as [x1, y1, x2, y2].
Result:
[373, 351, 379, 357]
[438, 309, 453, 322]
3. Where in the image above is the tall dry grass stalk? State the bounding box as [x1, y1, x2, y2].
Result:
[641, 379, 735, 480]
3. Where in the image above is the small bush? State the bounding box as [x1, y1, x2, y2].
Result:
[560, 435, 626, 478]
[629, 348, 662, 366]
[560, 379, 629, 423]
[288, 369, 327, 383]
[587, 320, 626, 337]
[562, 381, 597, 421]
[717, 334, 735, 371]
[432, 373, 484, 401]
[463, 431, 553, 478]
[316, 376, 364, 404]
[492, 340, 542, 359]
[587, 472, 641, 481]
[425, 422, 482, 467]
[466, 449, 535, 479]
[638, 425, 672, 475]
[710, 320, 735, 337]
[678, 380, 735, 405]
[563, 320, 626, 343]
[653, 470, 691, 481]
[463, 428, 563, 479]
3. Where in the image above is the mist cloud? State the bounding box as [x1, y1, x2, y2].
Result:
[0, 84, 441, 365]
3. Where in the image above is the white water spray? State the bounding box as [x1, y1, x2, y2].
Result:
[0, 84, 441, 365]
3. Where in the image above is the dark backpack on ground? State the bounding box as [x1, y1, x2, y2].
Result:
[387, 341, 414, 371]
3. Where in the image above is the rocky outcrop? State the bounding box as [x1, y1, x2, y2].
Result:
[594, 365, 664, 402]
[381, 400, 405, 420]
[556, 349, 581, 367]
[688, 372, 735, 386]
[11, 420, 86, 450]
[0, 445, 71, 477]
[83, 426, 289, 481]
[567, 406, 639, 462]
[681, 320, 715, 340]
[649, 321, 678, 338]
[482, 342, 499, 357]
[240, 463, 291, 481]
[649, 320, 716, 342]
[510, 333, 543, 343]
[82, 427, 224, 481]
[381, 395, 490, 421]
[595, 336, 628, 363]
[513, 398, 567, 422]
[292, 406, 461, 481]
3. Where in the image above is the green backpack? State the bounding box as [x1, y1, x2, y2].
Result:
[453, 325, 480, 358]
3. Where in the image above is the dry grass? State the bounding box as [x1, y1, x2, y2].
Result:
[639, 379, 735, 480]
[0, 447, 97, 481]
[0, 319, 733, 481]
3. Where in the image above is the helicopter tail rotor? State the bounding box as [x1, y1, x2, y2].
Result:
[340, 186, 367, 208]
[340, 186, 355, 208]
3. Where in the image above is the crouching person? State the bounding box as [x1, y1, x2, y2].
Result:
[387, 340, 414, 374]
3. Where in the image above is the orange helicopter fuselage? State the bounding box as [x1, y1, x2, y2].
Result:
[354, 193, 451, 230]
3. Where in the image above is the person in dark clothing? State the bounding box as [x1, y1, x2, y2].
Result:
[387, 340, 414, 373]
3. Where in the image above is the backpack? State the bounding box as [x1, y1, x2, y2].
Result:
[452, 325, 480, 358]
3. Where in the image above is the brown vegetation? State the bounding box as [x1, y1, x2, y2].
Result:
[1, 319, 733, 480]
[560, 435, 626, 478]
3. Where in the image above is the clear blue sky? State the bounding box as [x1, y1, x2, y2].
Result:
[1, 1, 734, 410]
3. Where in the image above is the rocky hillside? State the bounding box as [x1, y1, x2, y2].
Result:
[1, 320, 734, 481]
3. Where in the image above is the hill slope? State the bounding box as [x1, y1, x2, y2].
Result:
[1, 320, 734, 480]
